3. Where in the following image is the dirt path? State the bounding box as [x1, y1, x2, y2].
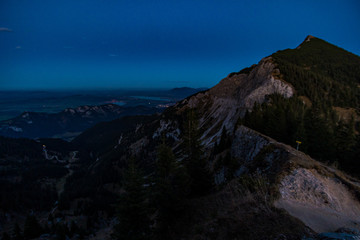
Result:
[56, 151, 78, 197]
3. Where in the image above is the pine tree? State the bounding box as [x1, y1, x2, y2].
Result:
[113, 158, 150, 240]
[304, 108, 334, 161]
[182, 109, 213, 196]
[153, 140, 190, 238]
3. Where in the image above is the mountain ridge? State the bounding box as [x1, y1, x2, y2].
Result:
[1, 36, 360, 239]
[0, 104, 161, 140]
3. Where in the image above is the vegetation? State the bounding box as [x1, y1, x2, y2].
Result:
[182, 109, 214, 196]
[72, 115, 157, 155]
[213, 127, 239, 182]
[113, 158, 150, 240]
[0, 136, 67, 211]
[1, 36, 359, 240]
[152, 140, 190, 238]
[241, 94, 359, 176]
[272, 37, 360, 108]
[0, 136, 43, 159]
[239, 37, 360, 176]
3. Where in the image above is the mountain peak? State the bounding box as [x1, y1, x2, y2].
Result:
[296, 35, 316, 49]
[304, 35, 315, 41]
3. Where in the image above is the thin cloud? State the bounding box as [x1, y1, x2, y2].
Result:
[0, 27, 13, 32]
[16, 46, 22, 49]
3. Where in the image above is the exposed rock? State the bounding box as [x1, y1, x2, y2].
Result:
[275, 168, 360, 233]
[174, 57, 294, 146]
[297, 35, 315, 49]
[228, 126, 360, 233]
[129, 137, 149, 155]
[231, 125, 274, 163]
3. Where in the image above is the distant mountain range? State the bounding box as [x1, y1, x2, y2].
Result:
[0, 104, 161, 140]
[0, 87, 207, 140]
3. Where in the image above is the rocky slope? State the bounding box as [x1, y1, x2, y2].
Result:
[164, 56, 293, 149]
[143, 36, 360, 236]
[66, 36, 360, 238]
[231, 126, 360, 233]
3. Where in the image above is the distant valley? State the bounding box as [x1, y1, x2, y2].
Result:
[0, 87, 206, 140]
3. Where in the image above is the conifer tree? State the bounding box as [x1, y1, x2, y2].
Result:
[113, 158, 150, 240]
[153, 140, 190, 238]
[182, 109, 213, 196]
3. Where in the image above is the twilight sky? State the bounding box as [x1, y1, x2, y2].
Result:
[0, 0, 359, 90]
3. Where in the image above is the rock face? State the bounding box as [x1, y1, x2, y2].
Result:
[174, 57, 294, 146]
[276, 168, 360, 233]
[149, 51, 360, 234]
[229, 126, 360, 233]
[62, 36, 360, 238]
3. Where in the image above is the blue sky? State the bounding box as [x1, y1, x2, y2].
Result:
[0, 0, 359, 90]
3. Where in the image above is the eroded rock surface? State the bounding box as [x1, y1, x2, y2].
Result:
[276, 168, 360, 233]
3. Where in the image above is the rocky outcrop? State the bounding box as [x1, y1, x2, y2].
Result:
[174, 57, 294, 146]
[276, 168, 360, 233]
[230, 125, 360, 233]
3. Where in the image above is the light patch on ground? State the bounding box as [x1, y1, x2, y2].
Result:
[275, 168, 360, 233]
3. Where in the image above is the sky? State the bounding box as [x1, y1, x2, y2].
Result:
[0, 0, 359, 90]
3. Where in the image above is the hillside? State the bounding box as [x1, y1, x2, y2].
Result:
[58, 36, 360, 239]
[273, 35, 360, 108]
[0, 104, 160, 140]
[242, 36, 360, 176]
[1, 36, 360, 240]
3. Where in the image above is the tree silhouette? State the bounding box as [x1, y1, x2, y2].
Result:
[182, 109, 213, 196]
[113, 158, 150, 240]
[153, 140, 189, 238]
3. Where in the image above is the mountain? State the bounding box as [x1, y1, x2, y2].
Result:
[0, 104, 161, 140]
[1, 36, 360, 239]
[0, 88, 208, 141]
[60, 36, 360, 239]
[0, 136, 76, 213]
[167, 87, 208, 97]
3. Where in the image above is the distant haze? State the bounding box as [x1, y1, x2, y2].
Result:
[1, 0, 359, 90]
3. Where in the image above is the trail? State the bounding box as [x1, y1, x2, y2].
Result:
[56, 151, 78, 197]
